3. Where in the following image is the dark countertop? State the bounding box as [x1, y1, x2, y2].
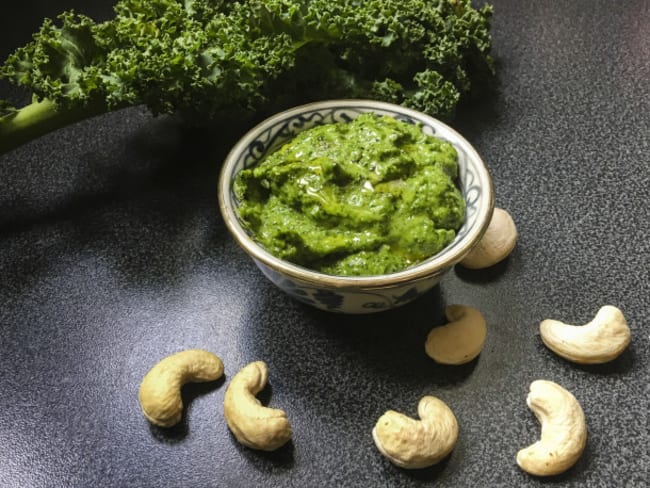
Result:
[1, 1, 648, 487]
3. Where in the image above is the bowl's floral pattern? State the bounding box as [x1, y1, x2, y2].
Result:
[255, 260, 447, 312]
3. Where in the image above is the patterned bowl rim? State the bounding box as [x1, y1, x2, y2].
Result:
[218, 99, 494, 289]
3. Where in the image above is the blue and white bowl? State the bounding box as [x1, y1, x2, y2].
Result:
[218, 100, 494, 313]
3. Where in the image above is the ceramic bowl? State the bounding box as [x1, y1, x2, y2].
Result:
[218, 100, 494, 313]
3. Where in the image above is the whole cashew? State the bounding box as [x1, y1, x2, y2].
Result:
[223, 361, 292, 451]
[460, 207, 517, 269]
[138, 349, 225, 428]
[425, 305, 487, 365]
[517, 380, 587, 476]
[540, 305, 631, 364]
[372, 396, 459, 469]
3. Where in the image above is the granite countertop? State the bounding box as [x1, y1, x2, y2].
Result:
[1, 1, 648, 487]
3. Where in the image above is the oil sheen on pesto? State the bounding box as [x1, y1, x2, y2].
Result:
[234, 113, 466, 276]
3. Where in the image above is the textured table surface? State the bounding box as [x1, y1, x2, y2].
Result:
[1, 1, 648, 487]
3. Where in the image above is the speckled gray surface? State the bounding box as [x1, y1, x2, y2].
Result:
[1, 1, 649, 487]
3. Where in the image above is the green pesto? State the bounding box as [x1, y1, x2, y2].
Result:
[234, 113, 466, 276]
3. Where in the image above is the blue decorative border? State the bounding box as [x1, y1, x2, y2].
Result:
[255, 260, 444, 312]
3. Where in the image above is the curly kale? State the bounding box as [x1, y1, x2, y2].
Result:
[0, 0, 494, 154]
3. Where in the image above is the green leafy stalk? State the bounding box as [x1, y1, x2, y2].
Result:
[0, 0, 494, 155]
[0, 98, 108, 153]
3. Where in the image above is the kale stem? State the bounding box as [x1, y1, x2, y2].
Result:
[0, 97, 107, 155]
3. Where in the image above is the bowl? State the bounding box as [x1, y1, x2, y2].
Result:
[218, 100, 494, 313]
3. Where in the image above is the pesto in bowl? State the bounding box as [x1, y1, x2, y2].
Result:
[218, 100, 493, 313]
[233, 113, 465, 276]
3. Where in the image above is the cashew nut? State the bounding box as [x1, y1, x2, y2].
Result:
[223, 361, 292, 451]
[372, 396, 459, 469]
[517, 380, 587, 476]
[540, 305, 631, 364]
[424, 305, 487, 365]
[138, 349, 225, 428]
[460, 207, 517, 269]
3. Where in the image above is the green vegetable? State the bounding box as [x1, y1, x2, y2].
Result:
[234, 113, 466, 276]
[0, 0, 494, 155]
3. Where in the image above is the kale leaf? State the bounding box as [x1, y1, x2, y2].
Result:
[0, 0, 494, 154]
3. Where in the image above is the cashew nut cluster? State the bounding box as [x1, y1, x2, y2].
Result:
[372, 396, 459, 469]
[460, 207, 518, 269]
[425, 305, 487, 365]
[516, 380, 587, 477]
[540, 305, 631, 364]
[223, 361, 292, 451]
[138, 349, 225, 428]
